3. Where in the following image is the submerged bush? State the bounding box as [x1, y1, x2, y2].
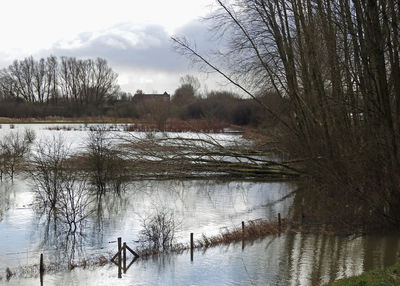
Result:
[139, 209, 178, 251]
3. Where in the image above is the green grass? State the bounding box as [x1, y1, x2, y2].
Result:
[325, 264, 400, 286]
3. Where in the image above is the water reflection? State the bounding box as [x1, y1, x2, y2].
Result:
[32, 180, 133, 268]
[88, 190, 131, 247]
[0, 180, 13, 222]
[1, 124, 399, 285]
[36, 224, 86, 270]
[279, 233, 400, 285]
[0, 179, 291, 269]
[9, 233, 396, 286]
[1, 176, 400, 285]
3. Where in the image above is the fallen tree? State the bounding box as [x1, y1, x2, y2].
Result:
[116, 132, 300, 180]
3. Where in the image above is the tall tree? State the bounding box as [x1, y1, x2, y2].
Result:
[173, 0, 400, 226]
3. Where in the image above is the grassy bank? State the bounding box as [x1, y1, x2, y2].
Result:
[325, 264, 400, 286]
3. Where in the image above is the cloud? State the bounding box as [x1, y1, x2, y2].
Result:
[0, 10, 237, 95]
[45, 19, 226, 71]
[36, 20, 228, 93]
[0, 20, 230, 94]
[173, 20, 221, 53]
[47, 23, 190, 72]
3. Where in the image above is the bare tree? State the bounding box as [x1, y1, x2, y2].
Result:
[30, 135, 70, 213]
[0, 129, 34, 180]
[0, 55, 120, 106]
[57, 173, 92, 233]
[172, 0, 400, 227]
[30, 135, 92, 233]
[85, 126, 126, 195]
[91, 58, 119, 106]
[32, 58, 47, 103]
[45, 55, 59, 103]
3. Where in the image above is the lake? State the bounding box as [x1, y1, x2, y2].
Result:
[0, 123, 399, 285]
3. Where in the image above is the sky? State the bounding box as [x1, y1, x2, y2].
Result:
[0, 0, 230, 95]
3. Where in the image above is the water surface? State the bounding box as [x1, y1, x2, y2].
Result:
[0, 124, 399, 285]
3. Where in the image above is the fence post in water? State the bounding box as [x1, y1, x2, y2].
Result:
[118, 237, 122, 278]
[242, 221, 246, 250]
[39, 253, 44, 273]
[123, 242, 127, 273]
[190, 233, 194, 261]
[278, 213, 281, 232]
[39, 253, 44, 286]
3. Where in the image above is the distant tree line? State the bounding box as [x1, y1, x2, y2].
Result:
[113, 76, 280, 128]
[0, 56, 120, 116]
[0, 57, 274, 127]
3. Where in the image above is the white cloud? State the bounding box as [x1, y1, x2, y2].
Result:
[36, 20, 230, 94]
[0, 0, 213, 52]
[0, 1, 236, 95]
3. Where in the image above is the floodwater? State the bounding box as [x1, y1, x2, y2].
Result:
[0, 124, 399, 285]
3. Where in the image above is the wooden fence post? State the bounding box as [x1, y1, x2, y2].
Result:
[278, 213, 281, 232]
[39, 253, 44, 286]
[39, 253, 44, 274]
[241, 221, 245, 249]
[118, 237, 122, 278]
[190, 233, 194, 261]
[123, 242, 127, 273]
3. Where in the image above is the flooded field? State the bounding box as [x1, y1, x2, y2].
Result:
[0, 124, 399, 285]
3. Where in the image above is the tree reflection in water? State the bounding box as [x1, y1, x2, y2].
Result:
[35, 211, 87, 269]
[29, 134, 116, 268]
[27, 157, 293, 272]
[33, 183, 129, 269]
[31, 135, 93, 234]
[272, 232, 400, 285]
[0, 181, 13, 223]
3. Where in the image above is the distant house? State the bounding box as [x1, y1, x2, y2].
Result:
[132, 91, 170, 102]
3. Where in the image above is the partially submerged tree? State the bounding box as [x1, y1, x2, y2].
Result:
[85, 126, 126, 195]
[0, 129, 35, 180]
[57, 173, 92, 233]
[30, 135, 69, 213]
[172, 0, 400, 228]
[30, 135, 92, 233]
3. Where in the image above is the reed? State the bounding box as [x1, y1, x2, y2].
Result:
[196, 219, 286, 248]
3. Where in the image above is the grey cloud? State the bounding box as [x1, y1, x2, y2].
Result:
[174, 20, 221, 53]
[31, 20, 227, 93]
[46, 23, 191, 72]
[40, 20, 224, 72]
